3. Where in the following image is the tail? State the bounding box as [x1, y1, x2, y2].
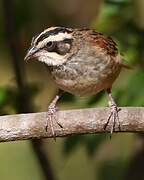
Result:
[120, 54, 133, 69]
[121, 63, 133, 69]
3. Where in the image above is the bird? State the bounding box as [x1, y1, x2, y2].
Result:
[24, 26, 128, 137]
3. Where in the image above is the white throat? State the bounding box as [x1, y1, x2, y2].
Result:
[37, 51, 67, 66]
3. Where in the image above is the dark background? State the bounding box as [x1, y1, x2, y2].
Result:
[0, 0, 144, 180]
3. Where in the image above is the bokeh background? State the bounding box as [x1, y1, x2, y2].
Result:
[0, 0, 144, 180]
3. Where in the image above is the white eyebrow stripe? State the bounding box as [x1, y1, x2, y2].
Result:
[34, 27, 59, 44]
[37, 32, 72, 48]
[45, 32, 72, 41]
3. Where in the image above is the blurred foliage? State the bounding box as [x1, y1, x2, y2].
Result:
[87, 91, 105, 106]
[98, 159, 128, 180]
[63, 135, 82, 155]
[59, 92, 76, 103]
[63, 134, 107, 156]
[116, 69, 144, 106]
[0, 84, 39, 115]
[83, 134, 107, 156]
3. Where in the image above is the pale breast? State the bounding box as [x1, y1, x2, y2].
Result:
[50, 52, 122, 96]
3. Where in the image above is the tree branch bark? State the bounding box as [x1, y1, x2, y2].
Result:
[0, 107, 143, 142]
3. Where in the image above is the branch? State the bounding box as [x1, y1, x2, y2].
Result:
[0, 107, 143, 142]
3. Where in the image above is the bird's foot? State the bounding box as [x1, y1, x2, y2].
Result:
[46, 103, 57, 138]
[104, 103, 121, 134]
[104, 88, 121, 135]
[46, 94, 63, 140]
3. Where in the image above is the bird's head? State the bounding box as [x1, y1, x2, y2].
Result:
[24, 27, 74, 66]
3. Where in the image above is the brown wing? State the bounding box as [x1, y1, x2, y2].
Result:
[88, 30, 118, 57]
[74, 29, 131, 68]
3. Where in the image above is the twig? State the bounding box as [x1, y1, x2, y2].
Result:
[0, 107, 143, 142]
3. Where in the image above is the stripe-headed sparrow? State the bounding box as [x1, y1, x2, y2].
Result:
[25, 27, 127, 137]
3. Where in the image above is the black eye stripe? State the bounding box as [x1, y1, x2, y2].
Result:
[45, 39, 73, 49]
[43, 38, 73, 55]
[35, 27, 72, 45]
[62, 38, 73, 44]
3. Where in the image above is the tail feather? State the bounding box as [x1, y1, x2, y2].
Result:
[121, 63, 133, 69]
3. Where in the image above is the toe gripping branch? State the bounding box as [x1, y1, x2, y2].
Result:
[104, 88, 121, 134]
[46, 90, 64, 139]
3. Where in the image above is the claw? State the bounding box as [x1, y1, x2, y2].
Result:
[46, 103, 57, 139]
[46, 90, 64, 140]
[104, 88, 121, 134]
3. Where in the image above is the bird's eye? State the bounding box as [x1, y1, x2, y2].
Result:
[46, 41, 55, 51]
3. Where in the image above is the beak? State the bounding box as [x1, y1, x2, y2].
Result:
[24, 47, 39, 61]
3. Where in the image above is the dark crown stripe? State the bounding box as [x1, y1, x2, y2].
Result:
[35, 27, 72, 45]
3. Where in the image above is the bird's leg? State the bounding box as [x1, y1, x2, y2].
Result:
[104, 88, 121, 134]
[46, 90, 64, 138]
